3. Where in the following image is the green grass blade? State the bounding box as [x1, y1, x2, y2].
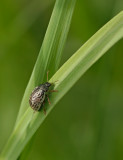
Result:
[15, 0, 76, 126]
[0, 11, 123, 160]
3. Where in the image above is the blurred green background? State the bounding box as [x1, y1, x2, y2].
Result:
[0, 0, 123, 160]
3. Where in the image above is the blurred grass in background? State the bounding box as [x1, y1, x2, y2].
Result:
[0, 0, 123, 160]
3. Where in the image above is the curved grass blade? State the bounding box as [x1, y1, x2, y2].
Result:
[0, 11, 123, 160]
[15, 0, 76, 126]
[15, 0, 77, 159]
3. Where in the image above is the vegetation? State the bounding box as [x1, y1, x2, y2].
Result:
[0, 0, 123, 160]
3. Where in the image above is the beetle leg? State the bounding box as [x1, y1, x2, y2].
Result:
[43, 107, 46, 115]
[42, 101, 46, 115]
[49, 90, 58, 92]
[46, 95, 51, 105]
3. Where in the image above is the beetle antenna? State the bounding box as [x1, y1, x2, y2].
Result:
[54, 80, 59, 83]
[51, 80, 59, 85]
[47, 71, 49, 82]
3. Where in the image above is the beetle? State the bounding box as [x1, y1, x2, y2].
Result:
[29, 71, 57, 114]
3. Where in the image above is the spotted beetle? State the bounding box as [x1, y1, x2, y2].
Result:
[29, 71, 57, 114]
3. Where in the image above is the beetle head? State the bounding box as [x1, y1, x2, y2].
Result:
[45, 82, 51, 87]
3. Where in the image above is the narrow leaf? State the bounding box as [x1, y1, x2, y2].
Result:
[15, 0, 76, 126]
